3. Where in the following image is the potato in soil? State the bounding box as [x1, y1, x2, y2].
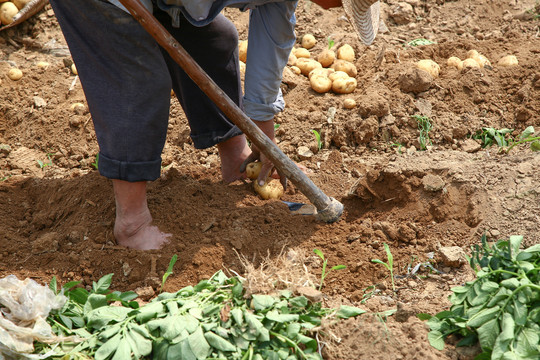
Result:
[238, 40, 248, 63]
[293, 47, 310, 59]
[296, 58, 322, 76]
[310, 74, 332, 93]
[416, 59, 440, 78]
[246, 162, 262, 180]
[498, 55, 518, 67]
[331, 60, 357, 77]
[301, 34, 316, 49]
[317, 49, 335, 67]
[336, 44, 355, 62]
[7, 68, 23, 81]
[0, 2, 18, 25]
[254, 179, 284, 200]
[332, 77, 357, 94]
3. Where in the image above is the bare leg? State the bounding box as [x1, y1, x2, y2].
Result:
[112, 180, 170, 250]
[217, 134, 251, 183]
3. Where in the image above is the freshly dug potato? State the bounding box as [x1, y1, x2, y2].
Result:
[13, 0, 31, 9]
[475, 54, 491, 68]
[296, 58, 322, 76]
[36, 61, 50, 69]
[293, 47, 311, 59]
[7, 68, 22, 81]
[447, 56, 462, 69]
[308, 67, 334, 80]
[328, 70, 349, 82]
[337, 44, 355, 62]
[0, 2, 18, 25]
[462, 58, 480, 70]
[310, 74, 332, 93]
[254, 179, 284, 200]
[301, 34, 316, 49]
[317, 49, 335, 68]
[416, 59, 440, 78]
[332, 77, 357, 94]
[343, 98, 356, 109]
[466, 50, 480, 60]
[238, 40, 248, 63]
[331, 59, 357, 77]
[246, 162, 262, 180]
[70, 103, 86, 113]
[290, 66, 301, 75]
[71, 63, 78, 75]
[498, 55, 518, 67]
[287, 52, 297, 66]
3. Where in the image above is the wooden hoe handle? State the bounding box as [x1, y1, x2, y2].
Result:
[118, 0, 344, 222]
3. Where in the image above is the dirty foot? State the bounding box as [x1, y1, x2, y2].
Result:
[217, 134, 251, 183]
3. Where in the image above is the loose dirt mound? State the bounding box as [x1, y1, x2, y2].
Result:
[1, 1, 539, 359]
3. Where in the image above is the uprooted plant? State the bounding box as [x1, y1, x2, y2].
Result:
[419, 235, 540, 359]
[472, 126, 540, 153]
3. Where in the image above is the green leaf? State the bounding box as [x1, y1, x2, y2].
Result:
[252, 294, 276, 310]
[49, 276, 58, 294]
[95, 333, 121, 360]
[180, 338, 198, 360]
[265, 311, 300, 323]
[515, 328, 539, 357]
[383, 243, 393, 266]
[416, 313, 432, 321]
[93, 273, 113, 294]
[499, 312, 515, 342]
[508, 236, 523, 259]
[204, 331, 236, 352]
[69, 287, 90, 305]
[84, 293, 108, 314]
[331, 264, 346, 271]
[336, 305, 366, 319]
[530, 140, 540, 151]
[456, 333, 477, 347]
[87, 306, 132, 330]
[289, 296, 308, 308]
[501, 352, 521, 360]
[427, 330, 445, 350]
[286, 322, 301, 339]
[188, 326, 210, 360]
[466, 306, 500, 328]
[136, 301, 165, 323]
[111, 337, 132, 360]
[519, 126, 535, 140]
[162, 316, 187, 341]
[513, 299, 527, 326]
[313, 249, 324, 260]
[480, 281, 499, 293]
[477, 318, 499, 351]
[230, 308, 243, 326]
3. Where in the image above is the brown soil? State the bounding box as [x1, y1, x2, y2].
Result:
[1, 1, 539, 359]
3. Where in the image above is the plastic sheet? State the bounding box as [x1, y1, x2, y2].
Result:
[0, 275, 67, 359]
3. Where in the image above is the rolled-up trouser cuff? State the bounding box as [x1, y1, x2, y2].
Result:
[98, 152, 162, 182]
[191, 125, 244, 149]
[243, 91, 285, 121]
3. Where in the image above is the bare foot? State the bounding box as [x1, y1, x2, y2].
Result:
[112, 180, 170, 250]
[217, 135, 251, 183]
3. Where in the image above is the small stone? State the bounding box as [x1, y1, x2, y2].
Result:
[135, 286, 155, 301]
[297, 146, 314, 160]
[296, 286, 323, 303]
[422, 174, 445, 191]
[33, 96, 47, 108]
[0, 144, 12, 155]
[461, 139, 481, 153]
[438, 246, 467, 268]
[395, 301, 415, 323]
[490, 229, 501, 237]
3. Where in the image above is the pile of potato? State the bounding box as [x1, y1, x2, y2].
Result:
[288, 34, 358, 95]
[0, 0, 30, 25]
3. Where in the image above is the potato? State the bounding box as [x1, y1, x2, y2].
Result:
[331, 59, 357, 77]
[290, 66, 301, 75]
[239, 61, 246, 77]
[416, 59, 440, 78]
[287, 52, 297, 66]
[498, 55, 518, 67]
[332, 77, 357, 94]
[0, 2, 18, 25]
[13, 0, 31, 10]
[36, 61, 50, 69]
[246, 162, 262, 180]
[70, 103, 86, 113]
[301, 34, 316, 49]
[310, 74, 332, 93]
[466, 50, 480, 60]
[238, 40, 248, 63]
[254, 179, 284, 200]
[7, 68, 22, 81]
[447, 56, 462, 69]
[296, 58, 322, 76]
[308, 67, 334, 80]
[462, 58, 480, 70]
[293, 47, 310, 59]
[475, 54, 491, 68]
[336, 44, 355, 62]
[328, 70, 349, 82]
[317, 49, 335, 68]
[71, 63, 78, 75]
[343, 98, 356, 109]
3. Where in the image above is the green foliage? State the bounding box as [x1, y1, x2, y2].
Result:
[411, 115, 432, 150]
[422, 235, 540, 359]
[327, 37, 335, 50]
[472, 126, 540, 153]
[37, 152, 55, 169]
[406, 38, 436, 47]
[310, 130, 322, 150]
[92, 153, 99, 170]
[371, 243, 395, 292]
[160, 254, 178, 293]
[313, 249, 346, 290]
[42, 271, 365, 359]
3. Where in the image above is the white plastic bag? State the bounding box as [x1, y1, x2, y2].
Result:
[0, 275, 67, 358]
